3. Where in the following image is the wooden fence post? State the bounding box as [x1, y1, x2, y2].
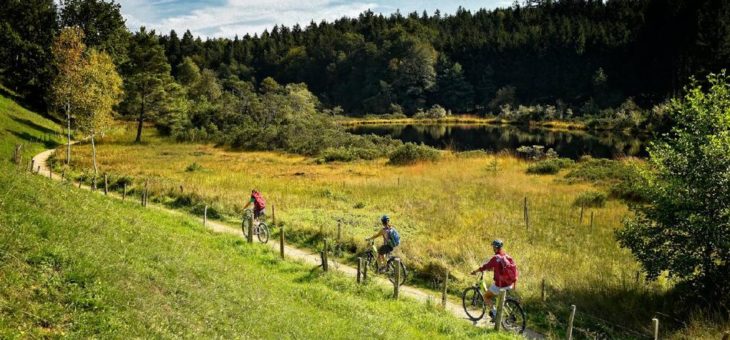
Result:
[143, 180, 148, 207]
[357, 257, 362, 283]
[61, 169, 65, 182]
[272, 204, 276, 226]
[394, 259, 401, 299]
[123, 183, 127, 201]
[179, 185, 184, 193]
[36, 166, 40, 174]
[321, 239, 329, 272]
[363, 260, 369, 282]
[49, 168, 52, 179]
[567, 305, 577, 340]
[337, 219, 342, 243]
[494, 290, 507, 331]
[92, 175, 97, 190]
[541, 278, 546, 302]
[441, 270, 449, 308]
[104, 174, 108, 195]
[279, 224, 285, 259]
[78, 178, 82, 188]
[204, 205, 208, 226]
[652, 318, 659, 340]
[29, 159, 34, 172]
[13, 144, 22, 165]
[579, 204, 584, 224]
[523, 197, 529, 230]
[247, 213, 253, 243]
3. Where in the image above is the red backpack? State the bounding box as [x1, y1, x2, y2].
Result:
[252, 191, 266, 210]
[495, 254, 519, 287]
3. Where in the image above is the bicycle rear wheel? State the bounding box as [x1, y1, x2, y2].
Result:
[257, 223, 269, 243]
[501, 298, 526, 334]
[462, 287, 486, 321]
[386, 258, 407, 286]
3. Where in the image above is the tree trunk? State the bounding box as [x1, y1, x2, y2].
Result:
[91, 132, 98, 176]
[65, 101, 71, 165]
[135, 95, 145, 143]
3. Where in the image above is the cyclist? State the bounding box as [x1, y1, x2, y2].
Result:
[470, 239, 518, 320]
[365, 215, 400, 272]
[242, 189, 266, 225]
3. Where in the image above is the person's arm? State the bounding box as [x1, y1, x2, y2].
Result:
[470, 256, 497, 274]
[366, 229, 383, 241]
[243, 196, 253, 209]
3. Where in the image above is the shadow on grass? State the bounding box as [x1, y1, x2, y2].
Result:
[10, 116, 59, 135]
[8, 130, 60, 149]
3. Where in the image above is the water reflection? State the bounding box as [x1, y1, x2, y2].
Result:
[348, 124, 648, 159]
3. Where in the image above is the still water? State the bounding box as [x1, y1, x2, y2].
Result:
[349, 124, 648, 159]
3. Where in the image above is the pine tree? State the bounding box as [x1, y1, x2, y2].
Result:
[122, 27, 173, 143]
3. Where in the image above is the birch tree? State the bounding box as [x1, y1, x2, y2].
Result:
[51, 26, 86, 164]
[76, 49, 122, 176]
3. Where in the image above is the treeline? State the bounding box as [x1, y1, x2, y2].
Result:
[152, 0, 729, 116]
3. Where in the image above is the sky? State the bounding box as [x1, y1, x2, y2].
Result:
[115, 0, 514, 38]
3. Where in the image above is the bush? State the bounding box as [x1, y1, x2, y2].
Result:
[321, 147, 380, 162]
[185, 162, 203, 172]
[456, 149, 489, 158]
[573, 191, 607, 207]
[526, 158, 574, 174]
[388, 143, 440, 165]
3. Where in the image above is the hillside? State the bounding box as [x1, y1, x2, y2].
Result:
[0, 95, 512, 338]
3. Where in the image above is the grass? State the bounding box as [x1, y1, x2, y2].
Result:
[0, 94, 63, 162]
[57, 123, 684, 337]
[0, 94, 512, 339]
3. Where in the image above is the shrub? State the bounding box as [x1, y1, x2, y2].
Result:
[185, 162, 203, 172]
[526, 158, 574, 174]
[388, 143, 440, 165]
[573, 191, 607, 207]
[426, 104, 447, 118]
[456, 149, 489, 158]
[321, 147, 380, 163]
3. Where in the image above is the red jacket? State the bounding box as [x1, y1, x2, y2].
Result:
[478, 249, 512, 287]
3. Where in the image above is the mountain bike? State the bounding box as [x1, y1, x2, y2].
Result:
[462, 272, 526, 334]
[363, 239, 407, 285]
[242, 209, 269, 243]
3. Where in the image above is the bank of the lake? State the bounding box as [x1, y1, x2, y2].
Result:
[337, 116, 588, 131]
[348, 123, 648, 160]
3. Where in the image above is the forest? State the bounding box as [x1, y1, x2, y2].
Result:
[3, 0, 730, 118]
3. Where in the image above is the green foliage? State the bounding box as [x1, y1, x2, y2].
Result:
[185, 162, 203, 172]
[526, 158, 574, 174]
[388, 143, 440, 165]
[121, 27, 173, 143]
[616, 72, 730, 307]
[573, 191, 607, 208]
[58, 0, 129, 65]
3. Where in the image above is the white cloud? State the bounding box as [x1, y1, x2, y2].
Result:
[121, 0, 377, 38]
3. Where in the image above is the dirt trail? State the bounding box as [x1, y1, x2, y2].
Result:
[32, 147, 542, 339]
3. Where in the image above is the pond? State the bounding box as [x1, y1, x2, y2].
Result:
[348, 124, 649, 159]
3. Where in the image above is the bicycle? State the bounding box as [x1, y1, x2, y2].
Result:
[242, 209, 269, 243]
[363, 239, 407, 286]
[462, 272, 526, 334]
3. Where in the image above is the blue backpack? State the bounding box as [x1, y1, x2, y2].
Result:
[388, 228, 401, 247]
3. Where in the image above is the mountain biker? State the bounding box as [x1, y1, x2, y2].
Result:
[470, 239, 518, 320]
[242, 189, 266, 224]
[365, 215, 398, 272]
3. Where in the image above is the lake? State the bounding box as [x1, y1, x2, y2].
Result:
[348, 124, 648, 159]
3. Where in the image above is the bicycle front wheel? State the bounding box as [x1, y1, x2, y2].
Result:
[462, 287, 486, 321]
[501, 298, 526, 334]
[257, 223, 269, 243]
[241, 211, 253, 238]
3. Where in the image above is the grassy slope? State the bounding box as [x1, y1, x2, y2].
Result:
[0, 93, 63, 160]
[0, 95, 511, 339]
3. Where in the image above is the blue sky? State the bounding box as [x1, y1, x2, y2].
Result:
[116, 0, 514, 38]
